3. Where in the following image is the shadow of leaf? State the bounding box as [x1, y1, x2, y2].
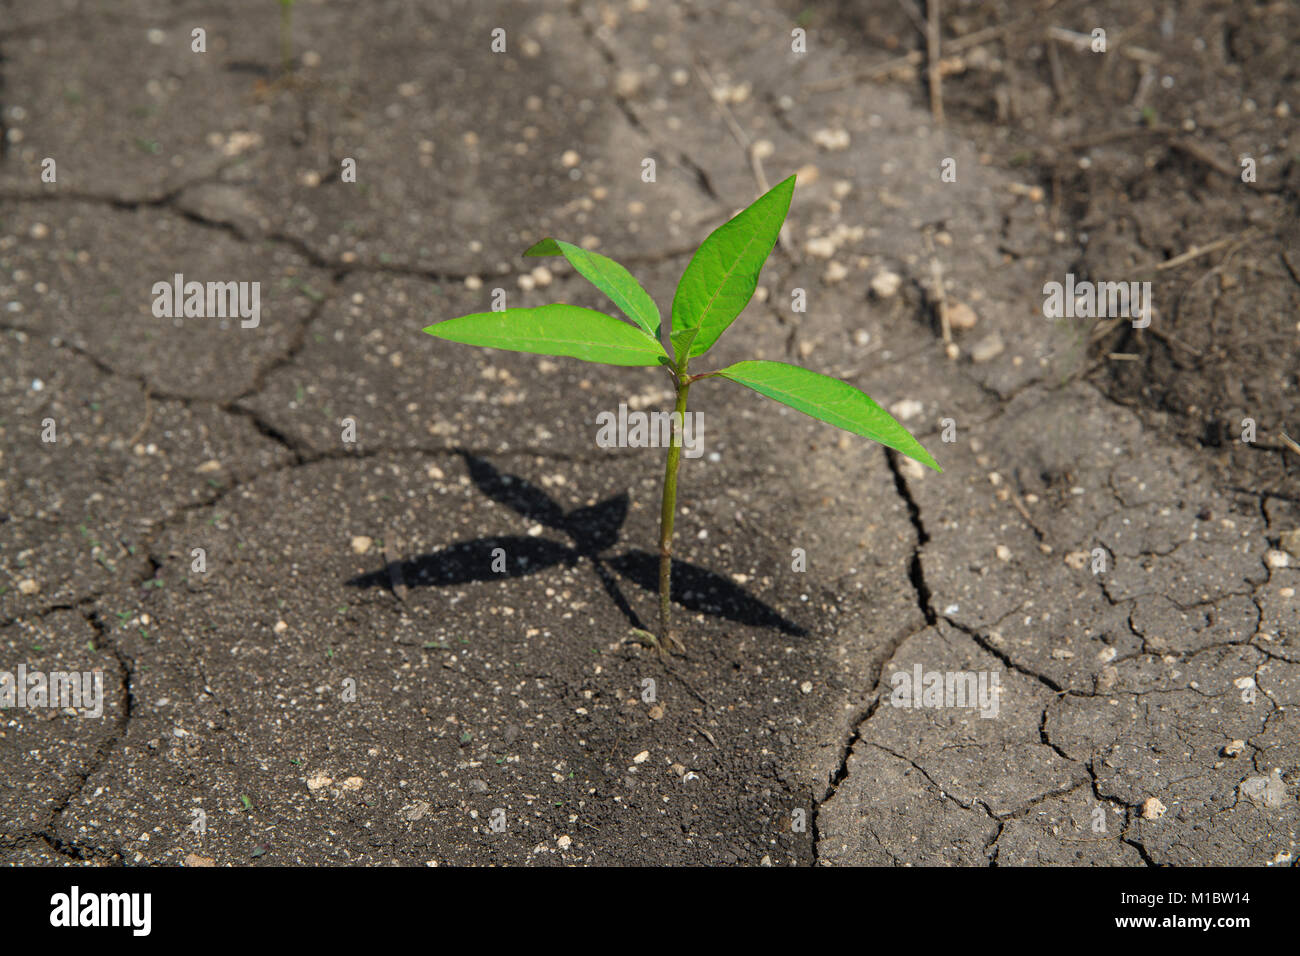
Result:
[563, 493, 629, 554]
[459, 450, 567, 531]
[347, 456, 804, 638]
[607, 550, 808, 636]
[347, 535, 576, 589]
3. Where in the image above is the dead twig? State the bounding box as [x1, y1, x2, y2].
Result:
[896, 0, 928, 40]
[692, 722, 719, 747]
[927, 0, 944, 125]
[128, 389, 153, 446]
[1088, 316, 1124, 343]
[806, 14, 1045, 93]
[1008, 491, 1036, 528]
[1146, 328, 1203, 358]
[1130, 233, 1245, 276]
[664, 663, 715, 713]
[693, 56, 794, 257]
[1280, 251, 1300, 288]
[922, 230, 955, 359]
[1046, 26, 1160, 64]
[1046, 30, 1067, 103]
[1168, 138, 1246, 181]
[807, 1, 1100, 94]
[805, 51, 924, 93]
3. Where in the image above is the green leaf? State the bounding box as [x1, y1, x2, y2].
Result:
[524, 238, 661, 339]
[423, 304, 669, 367]
[715, 360, 941, 471]
[670, 175, 795, 364]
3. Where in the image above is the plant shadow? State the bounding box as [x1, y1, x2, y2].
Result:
[345, 451, 807, 637]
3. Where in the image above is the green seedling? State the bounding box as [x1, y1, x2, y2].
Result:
[278, 0, 296, 76]
[423, 175, 939, 654]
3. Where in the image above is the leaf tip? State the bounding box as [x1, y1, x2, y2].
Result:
[910, 447, 942, 473]
[523, 238, 561, 258]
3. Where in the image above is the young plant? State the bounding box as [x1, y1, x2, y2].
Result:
[423, 175, 940, 653]
[278, 0, 296, 76]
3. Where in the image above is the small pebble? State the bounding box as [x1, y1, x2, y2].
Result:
[1277, 529, 1300, 559]
[615, 71, 641, 97]
[871, 270, 901, 298]
[1240, 770, 1287, 809]
[947, 301, 978, 331]
[890, 398, 924, 421]
[812, 128, 850, 151]
[899, 457, 926, 480]
[805, 237, 836, 259]
[350, 535, 373, 555]
[794, 163, 820, 185]
[970, 331, 1005, 363]
[1141, 797, 1166, 819]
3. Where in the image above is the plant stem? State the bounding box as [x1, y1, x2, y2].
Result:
[657, 378, 691, 647]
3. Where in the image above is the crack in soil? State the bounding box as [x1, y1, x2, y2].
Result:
[811, 448, 938, 862]
[31, 607, 134, 863]
[568, 3, 721, 205]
